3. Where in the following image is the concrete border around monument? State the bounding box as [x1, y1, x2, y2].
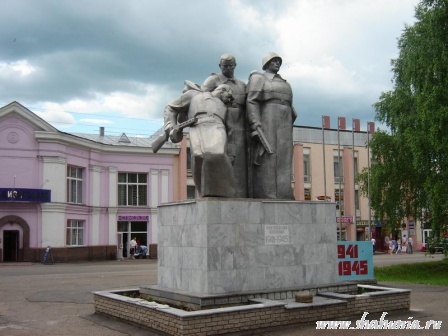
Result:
[93, 284, 411, 336]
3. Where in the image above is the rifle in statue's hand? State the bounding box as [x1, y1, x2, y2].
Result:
[152, 117, 198, 153]
[251, 125, 274, 165]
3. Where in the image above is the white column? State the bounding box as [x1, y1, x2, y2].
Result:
[107, 208, 118, 245]
[40, 203, 67, 247]
[90, 165, 102, 207]
[108, 167, 117, 207]
[151, 209, 158, 243]
[41, 156, 66, 203]
[91, 208, 100, 245]
[150, 169, 159, 207]
[108, 167, 118, 244]
[161, 169, 169, 204]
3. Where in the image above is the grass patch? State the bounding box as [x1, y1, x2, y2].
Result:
[375, 258, 448, 285]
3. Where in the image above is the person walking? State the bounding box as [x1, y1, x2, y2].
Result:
[390, 238, 397, 255]
[408, 236, 414, 254]
[129, 237, 137, 259]
[396, 238, 402, 255]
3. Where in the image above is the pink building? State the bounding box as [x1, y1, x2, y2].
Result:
[0, 102, 184, 262]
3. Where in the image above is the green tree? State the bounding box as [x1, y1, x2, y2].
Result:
[358, 0, 448, 238]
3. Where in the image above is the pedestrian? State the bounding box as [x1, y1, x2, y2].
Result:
[390, 238, 397, 255]
[129, 237, 137, 259]
[396, 238, 402, 255]
[371, 237, 376, 255]
[408, 237, 414, 254]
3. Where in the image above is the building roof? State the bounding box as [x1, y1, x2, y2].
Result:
[0, 101, 179, 151]
[69, 126, 178, 149]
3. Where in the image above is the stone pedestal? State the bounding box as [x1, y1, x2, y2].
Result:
[156, 198, 338, 295]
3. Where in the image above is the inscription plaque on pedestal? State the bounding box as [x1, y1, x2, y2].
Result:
[265, 225, 290, 245]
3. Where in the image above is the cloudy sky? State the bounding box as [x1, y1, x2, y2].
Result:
[1, 0, 419, 137]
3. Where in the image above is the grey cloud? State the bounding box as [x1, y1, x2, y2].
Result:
[1, 0, 279, 107]
[0, 0, 416, 129]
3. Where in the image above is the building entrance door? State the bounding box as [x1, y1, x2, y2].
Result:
[3, 230, 19, 262]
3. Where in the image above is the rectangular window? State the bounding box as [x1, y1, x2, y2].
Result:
[303, 152, 311, 183]
[66, 220, 84, 246]
[304, 188, 311, 201]
[187, 148, 192, 171]
[335, 189, 344, 216]
[333, 154, 344, 184]
[118, 173, 148, 206]
[337, 228, 346, 241]
[67, 166, 83, 204]
[187, 185, 196, 199]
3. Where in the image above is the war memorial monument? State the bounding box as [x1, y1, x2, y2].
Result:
[94, 53, 411, 335]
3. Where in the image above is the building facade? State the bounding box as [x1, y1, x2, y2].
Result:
[291, 119, 419, 251]
[0, 102, 183, 262]
[183, 117, 419, 252]
[1, 102, 422, 262]
[292, 120, 373, 243]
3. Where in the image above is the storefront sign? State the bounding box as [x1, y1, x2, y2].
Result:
[336, 216, 354, 223]
[356, 220, 377, 227]
[118, 215, 149, 221]
[316, 196, 332, 201]
[0, 188, 51, 203]
[337, 241, 374, 280]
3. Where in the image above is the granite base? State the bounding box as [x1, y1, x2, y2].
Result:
[157, 198, 338, 295]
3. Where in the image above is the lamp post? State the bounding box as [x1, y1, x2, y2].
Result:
[322, 116, 328, 202]
[352, 119, 358, 239]
[338, 117, 342, 239]
[367, 121, 374, 241]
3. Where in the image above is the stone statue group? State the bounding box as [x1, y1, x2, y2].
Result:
[161, 52, 297, 200]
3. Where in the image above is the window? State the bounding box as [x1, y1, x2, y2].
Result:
[304, 188, 311, 200]
[118, 173, 148, 206]
[187, 148, 192, 171]
[303, 151, 311, 183]
[337, 228, 347, 241]
[333, 153, 344, 183]
[335, 189, 344, 216]
[354, 154, 359, 179]
[187, 185, 196, 199]
[66, 220, 84, 246]
[355, 190, 360, 210]
[67, 166, 83, 203]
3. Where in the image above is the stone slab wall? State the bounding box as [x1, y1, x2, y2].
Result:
[157, 199, 338, 295]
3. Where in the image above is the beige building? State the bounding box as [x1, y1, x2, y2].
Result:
[176, 117, 423, 252]
[292, 119, 374, 244]
[179, 118, 385, 246]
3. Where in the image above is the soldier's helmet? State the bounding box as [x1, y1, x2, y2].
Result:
[262, 52, 282, 70]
